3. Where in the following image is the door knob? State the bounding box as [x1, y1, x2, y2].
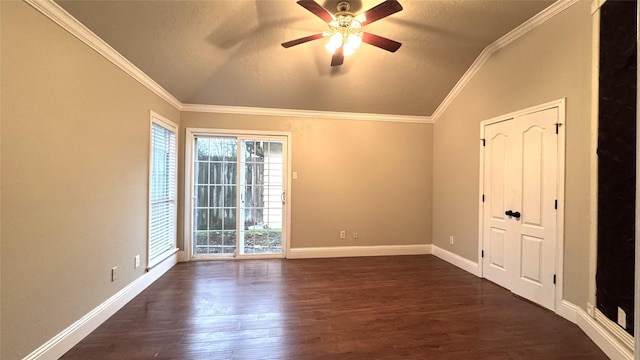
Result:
[505, 210, 521, 219]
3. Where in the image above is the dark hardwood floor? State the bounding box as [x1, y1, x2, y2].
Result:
[61, 255, 608, 359]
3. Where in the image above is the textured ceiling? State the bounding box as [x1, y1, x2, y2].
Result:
[55, 0, 555, 117]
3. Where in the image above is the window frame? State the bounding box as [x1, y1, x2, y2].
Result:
[148, 111, 179, 269]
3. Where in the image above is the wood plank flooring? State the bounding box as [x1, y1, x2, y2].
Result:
[61, 255, 608, 359]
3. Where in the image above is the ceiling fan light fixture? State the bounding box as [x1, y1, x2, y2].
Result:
[283, 0, 403, 66]
[325, 32, 362, 56]
[325, 33, 344, 54]
[343, 34, 362, 56]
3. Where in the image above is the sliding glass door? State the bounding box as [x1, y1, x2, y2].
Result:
[239, 140, 284, 255]
[189, 131, 288, 259]
[193, 137, 238, 256]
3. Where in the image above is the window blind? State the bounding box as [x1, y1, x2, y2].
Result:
[148, 116, 177, 269]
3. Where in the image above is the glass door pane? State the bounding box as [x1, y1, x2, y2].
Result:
[193, 137, 238, 257]
[239, 140, 284, 255]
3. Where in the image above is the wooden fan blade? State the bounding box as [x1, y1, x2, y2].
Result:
[296, 0, 334, 23]
[331, 46, 344, 66]
[281, 33, 325, 48]
[362, 32, 402, 52]
[359, 0, 403, 26]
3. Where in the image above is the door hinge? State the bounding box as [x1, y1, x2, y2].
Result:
[481, 139, 485, 147]
[554, 199, 557, 209]
[482, 194, 485, 202]
[555, 123, 562, 134]
[553, 274, 557, 284]
[481, 250, 484, 258]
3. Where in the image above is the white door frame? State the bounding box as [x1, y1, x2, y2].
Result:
[635, 1, 640, 356]
[183, 128, 292, 261]
[478, 98, 566, 312]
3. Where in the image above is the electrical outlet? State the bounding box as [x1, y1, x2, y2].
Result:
[617, 307, 627, 329]
[449, 236, 454, 245]
[353, 232, 359, 239]
[587, 302, 595, 317]
[111, 266, 118, 282]
[134, 255, 140, 269]
[340, 230, 346, 239]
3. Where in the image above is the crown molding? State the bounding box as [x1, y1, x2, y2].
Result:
[431, 0, 580, 122]
[24, 0, 182, 110]
[181, 103, 434, 124]
[24, 0, 431, 124]
[24, 0, 574, 125]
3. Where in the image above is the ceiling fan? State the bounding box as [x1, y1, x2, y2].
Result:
[282, 0, 403, 66]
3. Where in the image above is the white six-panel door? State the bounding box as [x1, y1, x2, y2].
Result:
[482, 107, 558, 310]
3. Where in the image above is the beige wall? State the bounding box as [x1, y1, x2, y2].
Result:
[1, 2, 179, 359]
[179, 113, 433, 251]
[432, 1, 593, 307]
[1, 2, 433, 357]
[0, 0, 597, 358]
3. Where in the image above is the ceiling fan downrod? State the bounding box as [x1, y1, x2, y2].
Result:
[337, 1, 350, 12]
[333, 1, 359, 29]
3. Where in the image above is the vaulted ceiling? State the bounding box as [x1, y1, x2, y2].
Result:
[55, 0, 555, 117]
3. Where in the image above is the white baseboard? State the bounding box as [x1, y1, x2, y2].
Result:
[559, 300, 633, 360]
[431, 245, 480, 277]
[22, 248, 632, 360]
[288, 244, 432, 259]
[23, 254, 179, 360]
[430, 247, 634, 360]
[557, 299, 579, 323]
[595, 309, 635, 350]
